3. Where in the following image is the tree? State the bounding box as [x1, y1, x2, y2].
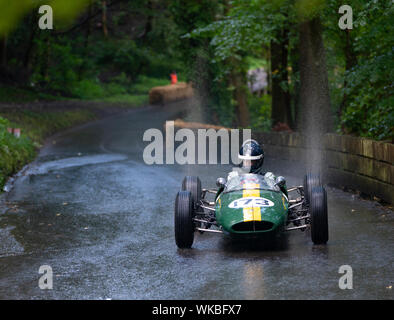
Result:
[297, 16, 332, 133]
[170, 0, 228, 124]
[0, 35, 6, 68]
[188, 0, 285, 127]
[270, 27, 292, 128]
[229, 59, 250, 127]
[101, 0, 109, 37]
[195, 0, 333, 133]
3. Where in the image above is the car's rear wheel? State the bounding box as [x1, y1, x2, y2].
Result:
[303, 173, 321, 205]
[182, 176, 201, 208]
[174, 191, 195, 248]
[310, 186, 329, 244]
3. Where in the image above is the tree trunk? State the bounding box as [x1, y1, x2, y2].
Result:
[85, 0, 93, 48]
[298, 17, 332, 134]
[298, 17, 332, 171]
[102, 0, 108, 37]
[270, 27, 292, 128]
[230, 68, 250, 128]
[290, 36, 301, 128]
[40, 34, 51, 84]
[78, 0, 93, 79]
[338, 29, 356, 126]
[24, 12, 38, 70]
[144, 0, 153, 37]
[0, 36, 7, 68]
[223, 0, 249, 127]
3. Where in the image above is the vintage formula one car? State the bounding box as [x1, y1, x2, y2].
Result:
[174, 172, 328, 248]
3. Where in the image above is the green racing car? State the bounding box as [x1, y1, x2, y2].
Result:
[174, 173, 329, 248]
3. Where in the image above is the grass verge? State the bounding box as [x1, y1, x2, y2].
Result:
[0, 109, 97, 191]
[0, 86, 61, 103]
[0, 76, 171, 106]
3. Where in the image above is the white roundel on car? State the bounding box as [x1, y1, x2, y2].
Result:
[228, 197, 274, 208]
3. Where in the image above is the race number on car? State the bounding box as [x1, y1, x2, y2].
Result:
[228, 197, 274, 208]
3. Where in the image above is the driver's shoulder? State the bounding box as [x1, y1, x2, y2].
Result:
[262, 171, 276, 178]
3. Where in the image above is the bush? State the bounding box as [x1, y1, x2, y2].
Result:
[336, 1, 394, 142]
[30, 40, 81, 94]
[0, 116, 36, 189]
[94, 40, 150, 80]
[70, 79, 105, 99]
[105, 82, 127, 96]
[340, 48, 394, 142]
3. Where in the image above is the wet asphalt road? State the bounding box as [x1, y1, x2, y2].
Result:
[0, 102, 393, 300]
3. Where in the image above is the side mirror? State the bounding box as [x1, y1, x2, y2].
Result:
[275, 176, 286, 188]
[216, 177, 226, 188]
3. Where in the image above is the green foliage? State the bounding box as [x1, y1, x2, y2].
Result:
[30, 37, 82, 94]
[204, 77, 234, 128]
[0, 116, 35, 189]
[131, 76, 169, 94]
[68, 75, 170, 106]
[188, 0, 286, 65]
[144, 54, 184, 79]
[0, 0, 90, 35]
[1, 109, 96, 143]
[341, 50, 394, 141]
[194, 0, 393, 140]
[170, 0, 233, 124]
[1, 0, 392, 142]
[0, 86, 59, 103]
[248, 94, 272, 132]
[1, 0, 184, 103]
[295, 0, 327, 21]
[323, 0, 394, 141]
[100, 93, 147, 106]
[95, 40, 149, 80]
[246, 57, 268, 70]
[70, 79, 103, 100]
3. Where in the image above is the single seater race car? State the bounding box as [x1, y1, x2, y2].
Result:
[174, 172, 328, 248]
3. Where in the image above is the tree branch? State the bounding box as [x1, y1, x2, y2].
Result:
[53, 0, 122, 36]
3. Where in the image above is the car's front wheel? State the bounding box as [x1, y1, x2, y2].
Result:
[182, 176, 201, 209]
[174, 191, 195, 248]
[303, 173, 321, 205]
[310, 186, 329, 244]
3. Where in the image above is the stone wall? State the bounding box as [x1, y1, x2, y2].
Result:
[253, 132, 394, 204]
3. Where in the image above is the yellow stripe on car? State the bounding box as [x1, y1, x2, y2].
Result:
[242, 184, 261, 222]
[282, 196, 287, 210]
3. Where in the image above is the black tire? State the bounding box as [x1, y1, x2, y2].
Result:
[182, 176, 202, 208]
[310, 186, 329, 244]
[303, 173, 321, 205]
[174, 191, 195, 248]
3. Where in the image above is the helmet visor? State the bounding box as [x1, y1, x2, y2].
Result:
[241, 159, 260, 173]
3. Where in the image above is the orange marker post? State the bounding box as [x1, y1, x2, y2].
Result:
[170, 71, 178, 85]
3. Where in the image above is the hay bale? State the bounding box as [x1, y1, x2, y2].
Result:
[173, 119, 231, 131]
[149, 82, 194, 105]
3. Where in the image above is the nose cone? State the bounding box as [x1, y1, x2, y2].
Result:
[231, 220, 274, 232]
[216, 191, 288, 235]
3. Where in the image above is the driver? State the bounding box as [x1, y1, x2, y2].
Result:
[238, 139, 265, 174]
[217, 139, 288, 197]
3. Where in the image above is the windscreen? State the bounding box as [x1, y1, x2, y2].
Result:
[224, 172, 280, 193]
